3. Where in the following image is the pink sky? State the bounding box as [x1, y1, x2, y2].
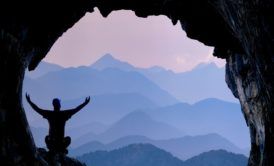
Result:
[44, 8, 225, 72]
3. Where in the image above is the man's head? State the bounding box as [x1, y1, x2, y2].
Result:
[52, 98, 61, 111]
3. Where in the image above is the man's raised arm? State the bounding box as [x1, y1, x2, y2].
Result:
[25, 93, 47, 117]
[65, 96, 90, 116]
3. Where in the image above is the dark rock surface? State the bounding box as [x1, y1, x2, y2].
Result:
[0, 0, 273, 165]
[38, 148, 86, 166]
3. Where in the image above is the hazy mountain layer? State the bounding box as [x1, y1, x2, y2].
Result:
[77, 144, 248, 166]
[90, 54, 236, 103]
[78, 144, 184, 166]
[73, 111, 185, 147]
[71, 134, 245, 160]
[146, 98, 249, 148]
[184, 149, 248, 166]
[26, 61, 63, 79]
[24, 65, 178, 107]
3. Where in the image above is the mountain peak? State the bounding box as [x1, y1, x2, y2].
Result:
[91, 54, 135, 71]
[100, 53, 115, 60]
[93, 53, 117, 64]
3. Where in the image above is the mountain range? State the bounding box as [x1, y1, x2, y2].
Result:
[91, 54, 236, 103]
[25, 61, 63, 79]
[77, 144, 248, 166]
[63, 98, 248, 148]
[70, 133, 246, 160]
[24, 63, 178, 107]
[24, 54, 249, 152]
[31, 111, 185, 148]
[146, 98, 249, 148]
[184, 149, 248, 166]
[71, 111, 185, 147]
[25, 53, 236, 104]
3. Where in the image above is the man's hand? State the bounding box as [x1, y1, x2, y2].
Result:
[67, 96, 91, 116]
[78, 96, 90, 110]
[25, 93, 46, 115]
[84, 96, 90, 104]
[26, 93, 31, 102]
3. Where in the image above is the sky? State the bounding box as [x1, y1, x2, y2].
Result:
[44, 8, 225, 72]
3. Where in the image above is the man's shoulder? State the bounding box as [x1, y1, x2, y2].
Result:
[42, 111, 53, 117]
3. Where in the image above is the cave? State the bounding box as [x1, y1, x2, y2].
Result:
[0, 0, 274, 165]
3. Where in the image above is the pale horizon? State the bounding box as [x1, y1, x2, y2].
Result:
[44, 8, 225, 73]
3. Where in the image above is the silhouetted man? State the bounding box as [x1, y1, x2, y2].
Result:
[26, 93, 90, 154]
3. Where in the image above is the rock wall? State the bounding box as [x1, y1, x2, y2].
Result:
[0, 30, 39, 165]
[0, 0, 273, 165]
[212, 1, 274, 165]
[0, 1, 93, 165]
[225, 52, 272, 166]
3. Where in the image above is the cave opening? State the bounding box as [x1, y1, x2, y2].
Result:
[23, 8, 250, 161]
[1, 1, 274, 165]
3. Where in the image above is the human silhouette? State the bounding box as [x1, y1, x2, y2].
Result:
[26, 93, 90, 154]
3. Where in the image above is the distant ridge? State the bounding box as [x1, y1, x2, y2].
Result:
[24, 65, 178, 106]
[77, 144, 185, 166]
[97, 111, 185, 141]
[147, 98, 249, 148]
[26, 54, 236, 103]
[89, 53, 236, 103]
[71, 133, 245, 160]
[184, 149, 248, 166]
[26, 61, 63, 78]
[77, 144, 248, 166]
[73, 111, 185, 147]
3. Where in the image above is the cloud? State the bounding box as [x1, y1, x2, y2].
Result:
[176, 56, 186, 65]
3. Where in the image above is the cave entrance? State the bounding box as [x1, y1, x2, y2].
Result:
[23, 8, 250, 160]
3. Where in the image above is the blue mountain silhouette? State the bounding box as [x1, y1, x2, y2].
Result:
[90, 54, 236, 103]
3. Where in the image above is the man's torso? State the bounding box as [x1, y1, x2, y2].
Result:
[44, 111, 71, 139]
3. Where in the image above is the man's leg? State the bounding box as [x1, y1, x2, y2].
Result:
[62, 136, 71, 154]
[45, 135, 56, 154]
